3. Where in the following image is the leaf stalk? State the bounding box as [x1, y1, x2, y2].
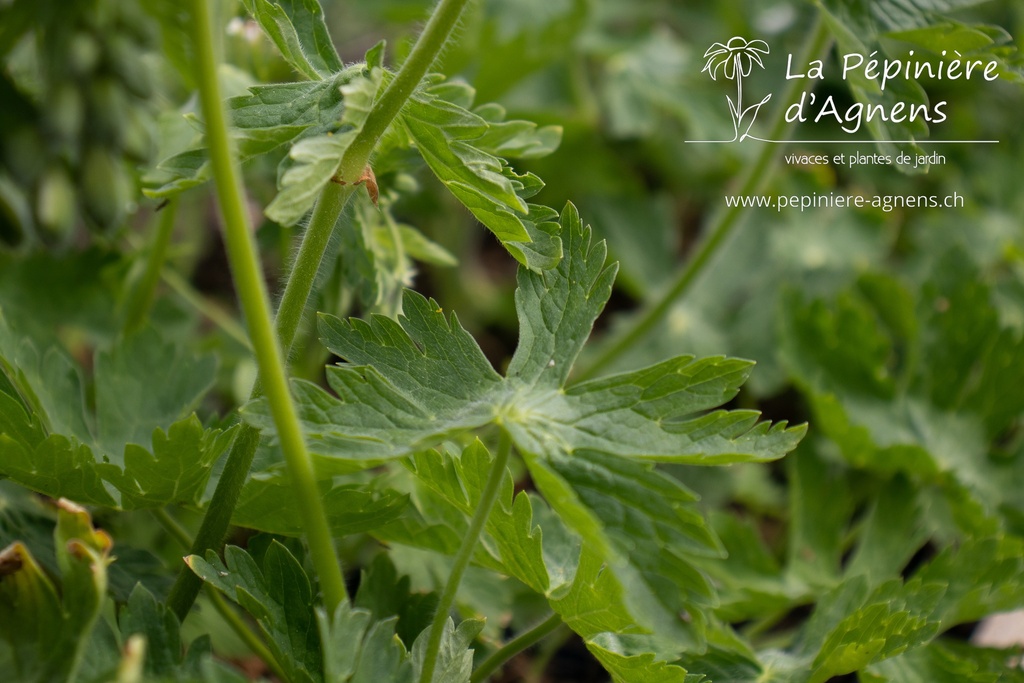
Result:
[123, 199, 177, 335]
[469, 612, 563, 683]
[419, 431, 512, 683]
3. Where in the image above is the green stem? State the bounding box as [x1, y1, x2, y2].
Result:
[470, 612, 563, 683]
[577, 15, 833, 381]
[152, 507, 192, 549]
[161, 268, 252, 349]
[207, 589, 291, 683]
[186, 0, 347, 613]
[167, 426, 261, 621]
[274, 181, 354, 360]
[123, 200, 177, 335]
[168, 0, 477, 623]
[338, 0, 474, 181]
[419, 431, 512, 683]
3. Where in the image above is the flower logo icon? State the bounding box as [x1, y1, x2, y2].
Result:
[702, 37, 773, 141]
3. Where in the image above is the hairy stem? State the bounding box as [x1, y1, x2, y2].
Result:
[185, 0, 347, 613]
[123, 200, 177, 335]
[419, 431, 512, 683]
[339, 0, 475, 182]
[274, 181, 355, 363]
[577, 14, 832, 381]
[167, 0, 478, 622]
[469, 612, 563, 683]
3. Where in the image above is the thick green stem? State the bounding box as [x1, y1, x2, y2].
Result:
[168, 0, 477, 622]
[577, 15, 833, 381]
[167, 426, 261, 621]
[470, 612, 563, 683]
[123, 200, 177, 335]
[186, 0, 347, 613]
[419, 432, 512, 683]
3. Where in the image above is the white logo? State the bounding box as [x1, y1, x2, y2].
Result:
[701, 37, 772, 142]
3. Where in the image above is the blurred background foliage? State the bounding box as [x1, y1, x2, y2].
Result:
[2, 0, 1024, 679]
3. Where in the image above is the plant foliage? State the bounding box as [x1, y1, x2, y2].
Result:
[1, 0, 1023, 681]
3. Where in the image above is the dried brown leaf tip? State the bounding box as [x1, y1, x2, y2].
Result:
[0, 543, 25, 576]
[330, 165, 379, 206]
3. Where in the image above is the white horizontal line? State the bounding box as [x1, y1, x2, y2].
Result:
[685, 139, 1000, 144]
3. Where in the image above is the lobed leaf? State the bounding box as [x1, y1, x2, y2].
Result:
[780, 254, 1024, 533]
[248, 204, 802, 473]
[399, 84, 563, 270]
[246, 203, 803, 660]
[800, 577, 945, 683]
[187, 542, 322, 683]
[0, 319, 231, 510]
[241, 0, 343, 80]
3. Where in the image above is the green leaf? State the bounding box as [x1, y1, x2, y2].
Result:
[780, 255, 1024, 532]
[318, 602, 484, 683]
[354, 554, 438, 649]
[408, 441, 555, 596]
[866, 640, 1024, 682]
[265, 134, 349, 226]
[399, 83, 563, 270]
[241, 0, 343, 80]
[118, 584, 184, 679]
[0, 320, 231, 509]
[144, 71, 357, 198]
[404, 111, 529, 231]
[249, 203, 802, 472]
[818, 8, 929, 168]
[821, 0, 997, 34]
[0, 247, 125, 340]
[549, 546, 642, 638]
[247, 203, 802, 656]
[797, 576, 945, 683]
[186, 542, 322, 683]
[843, 475, 929, 585]
[234, 472, 409, 538]
[691, 512, 792, 623]
[93, 328, 216, 454]
[786, 448, 855, 589]
[265, 65, 384, 225]
[318, 602, 414, 683]
[229, 74, 350, 155]
[398, 225, 457, 268]
[525, 448, 721, 638]
[410, 617, 485, 683]
[587, 636, 700, 683]
[912, 535, 1024, 628]
[883, 23, 1024, 83]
